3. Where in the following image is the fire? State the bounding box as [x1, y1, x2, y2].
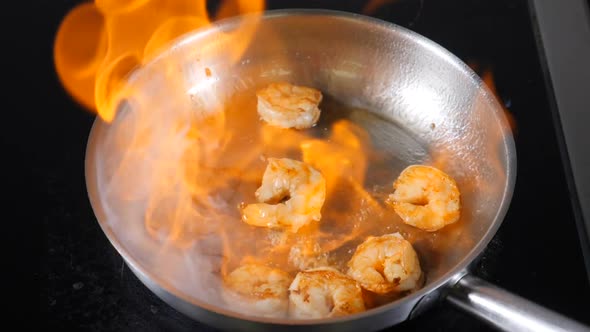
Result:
[426, 64, 515, 257]
[216, 116, 383, 274]
[301, 120, 369, 192]
[466, 62, 517, 133]
[362, 0, 399, 15]
[54, 0, 264, 121]
[60, 2, 504, 314]
[55, 0, 264, 251]
[481, 69, 517, 133]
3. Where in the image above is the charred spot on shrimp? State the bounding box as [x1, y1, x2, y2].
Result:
[404, 193, 429, 206]
[326, 296, 335, 312]
[374, 261, 387, 280]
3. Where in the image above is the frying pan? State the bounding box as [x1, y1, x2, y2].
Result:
[84, 10, 589, 332]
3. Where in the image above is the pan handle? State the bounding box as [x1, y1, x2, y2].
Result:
[446, 274, 590, 332]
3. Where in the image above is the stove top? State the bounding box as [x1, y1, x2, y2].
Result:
[36, 0, 590, 330]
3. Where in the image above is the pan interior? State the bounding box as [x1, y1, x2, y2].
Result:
[86, 11, 514, 323]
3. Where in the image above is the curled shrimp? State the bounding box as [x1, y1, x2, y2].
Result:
[242, 158, 326, 232]
[388, 165, 461, 232]
[288, 267, 366, 318]
[256, 82, 322, 129]
[347, 233, 422, 294]
[223, 264, 292, 318]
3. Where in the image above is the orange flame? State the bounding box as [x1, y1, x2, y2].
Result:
[54, 0, 264, 122]
[426, 64, 515, 259]
[58, 2, 489, 312]
[481, 69, 517, 133]
[301, 120, 370, 192]
[467, 62, 517, 133]
[362, 0, 399, 15]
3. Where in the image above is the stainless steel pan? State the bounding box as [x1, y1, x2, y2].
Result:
[85, 9, 589, 332]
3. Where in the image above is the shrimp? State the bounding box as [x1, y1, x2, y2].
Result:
[242, 158, 326, 232]
[347, 233, 422, 294]
[256, 82, 322, 129]
[288, 267, 366, 318]
[387, 165, 461, 232]
[223, 264, 291, 318]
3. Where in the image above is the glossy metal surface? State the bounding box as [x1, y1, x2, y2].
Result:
[448, 275, 590, 332]
[85, 10, 517, 331]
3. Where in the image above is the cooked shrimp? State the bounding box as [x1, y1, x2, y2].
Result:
[242, 158, 326, 232]
[256, 82, 322, 129]
[223, 264, 291, 318]
[347, 233, 422, 294]
[388, 165, 461, 232]
[288, 267, 365, 318]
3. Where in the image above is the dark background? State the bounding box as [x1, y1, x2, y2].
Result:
[29, 0, 590, 331]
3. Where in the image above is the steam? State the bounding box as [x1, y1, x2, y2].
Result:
[95, 73, 231, 308]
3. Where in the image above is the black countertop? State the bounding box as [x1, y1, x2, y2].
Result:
[33, 0, 590, 330]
